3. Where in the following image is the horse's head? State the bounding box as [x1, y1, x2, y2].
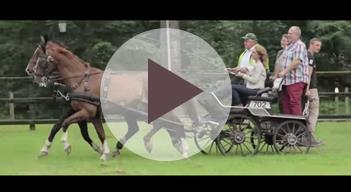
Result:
[26, 35, 58, 87]
[26, 35, 47, 75]
[27, 36, 91, 88]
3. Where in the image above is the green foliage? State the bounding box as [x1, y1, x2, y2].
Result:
[87, 41, 116, 69]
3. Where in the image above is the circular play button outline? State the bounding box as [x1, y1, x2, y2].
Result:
[100, 28, 232, 161]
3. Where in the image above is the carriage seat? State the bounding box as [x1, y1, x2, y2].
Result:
[247, 87, 275, 102]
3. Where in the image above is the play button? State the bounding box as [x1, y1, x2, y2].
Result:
[100, 28, 232, 161]
[148, 59, 203, 123]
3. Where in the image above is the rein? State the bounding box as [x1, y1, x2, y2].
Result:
[43, 59, 102, 92]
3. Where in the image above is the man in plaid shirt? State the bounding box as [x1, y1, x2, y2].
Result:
[278, 26, 309, 115]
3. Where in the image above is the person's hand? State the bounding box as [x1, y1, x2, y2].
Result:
[305, 89, 311, 97]
[235, 72, 244, 77]
[226, 68, 233, 72]
[270, 74, 277, 81]
[239, 67, 249, 74]
[278, 70, 288, 78]
[227, 67, 240, 75]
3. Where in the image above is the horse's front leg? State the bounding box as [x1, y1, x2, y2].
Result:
[61, 128, 72, 155]
[78, 121, 103, 155]
[38, 108, 74, 158]
[91, 117, 110, 161]
[60, 109, 90, 156]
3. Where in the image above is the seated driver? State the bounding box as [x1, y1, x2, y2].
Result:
[198, 45, 268, 120]
[227, 44, 267, 106]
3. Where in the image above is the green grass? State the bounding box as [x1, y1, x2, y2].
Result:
[0, 122, 350, 175]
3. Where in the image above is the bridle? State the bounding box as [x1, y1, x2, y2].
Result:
[33, 44, 102, 92]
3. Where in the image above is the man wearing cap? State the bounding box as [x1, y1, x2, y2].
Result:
[234, 33, 269, 72]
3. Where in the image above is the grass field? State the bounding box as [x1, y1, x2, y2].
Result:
[0, 122, 350, 175]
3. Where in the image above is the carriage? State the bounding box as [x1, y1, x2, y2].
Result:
[194, 77, 312, 156]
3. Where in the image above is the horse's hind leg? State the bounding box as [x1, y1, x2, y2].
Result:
[164, 113, 189, 158]
[143, 123, 162, 153]
[114, 116, 139, 157]
[144, 113, 189, 158]
[38, 108, 74, 158]
[91, 117, 110, 161]
[78, 121, 103, 155]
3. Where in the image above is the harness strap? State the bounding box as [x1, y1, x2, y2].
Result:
[70, 63, 92, 92]
[70, 98, 100, 106]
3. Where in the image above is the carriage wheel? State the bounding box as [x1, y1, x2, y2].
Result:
[193, 124, 222, 155]
[218, 115, 261, 156]
[216, 128, 234, 155]
[254, 120, 279, 154]
[273, 120, 311, 154]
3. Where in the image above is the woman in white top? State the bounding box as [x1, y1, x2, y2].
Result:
[229, 44, 267, 106]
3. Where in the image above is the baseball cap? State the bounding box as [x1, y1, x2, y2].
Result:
[242, 33, 258, 41]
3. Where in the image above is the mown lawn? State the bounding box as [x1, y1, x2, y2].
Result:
[0, 122, 350, 175]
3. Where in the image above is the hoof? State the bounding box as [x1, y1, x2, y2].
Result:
[112, 150, 120, 158]
[182, 152, 189, 159]
[100, 153, 109, 161]
[64, 145, 72, 156]
[144, 138, 153, 153]
[38, 151, 48, 158]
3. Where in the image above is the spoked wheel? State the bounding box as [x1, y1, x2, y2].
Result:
[255, 120, 279, 154]
[216, 127, 234, 155]
[218, 115, 261, 156]
[194, 122, 222, 155]
[273, 120, 311, 154]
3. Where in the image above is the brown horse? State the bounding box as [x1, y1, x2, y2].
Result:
[27, 36, 191, 160]
[26, 45, 104, 157]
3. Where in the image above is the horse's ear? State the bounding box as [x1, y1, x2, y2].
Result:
[40, 35, 48, 44]
[40, 35, 49, 53]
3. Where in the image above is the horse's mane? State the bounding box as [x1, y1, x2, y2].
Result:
[48, 41, 89, 66]
[51, 40, 68, 48]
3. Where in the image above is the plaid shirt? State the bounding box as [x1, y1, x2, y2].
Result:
[281, 39, 309, 85]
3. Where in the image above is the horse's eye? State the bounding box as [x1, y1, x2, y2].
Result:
[38, 59, 47, 68]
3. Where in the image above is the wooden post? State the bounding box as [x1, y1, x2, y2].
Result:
[160, 20, 181, 71]
[28, 85, 36, 131]
[9, 91, 15, 120]
[345, 87, 349, 114]
[335, 87, 340, 114]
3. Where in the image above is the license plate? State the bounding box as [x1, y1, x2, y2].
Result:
[249, 101, 271, 109]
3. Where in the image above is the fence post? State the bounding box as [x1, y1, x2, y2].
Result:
[345, 87, 349, 114]
[28, 84, 36, 131]
[9, 91, 15, 120]
[335, 87, 340, 114]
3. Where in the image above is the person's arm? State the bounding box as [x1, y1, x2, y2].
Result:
[238, 64, 260, 84]
[273, 60, 281, 76]
[306, 53, 314, 95]
[278, 58, 301, 77]
[305, 65, 313, 96]
[227, 51, 246, 73]
[272, 51, 282, 79]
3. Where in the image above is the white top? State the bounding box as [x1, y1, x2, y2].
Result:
[241, 60, 266, 89]
[239, 45, 259, 69]
[238, 49, 252, 68]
